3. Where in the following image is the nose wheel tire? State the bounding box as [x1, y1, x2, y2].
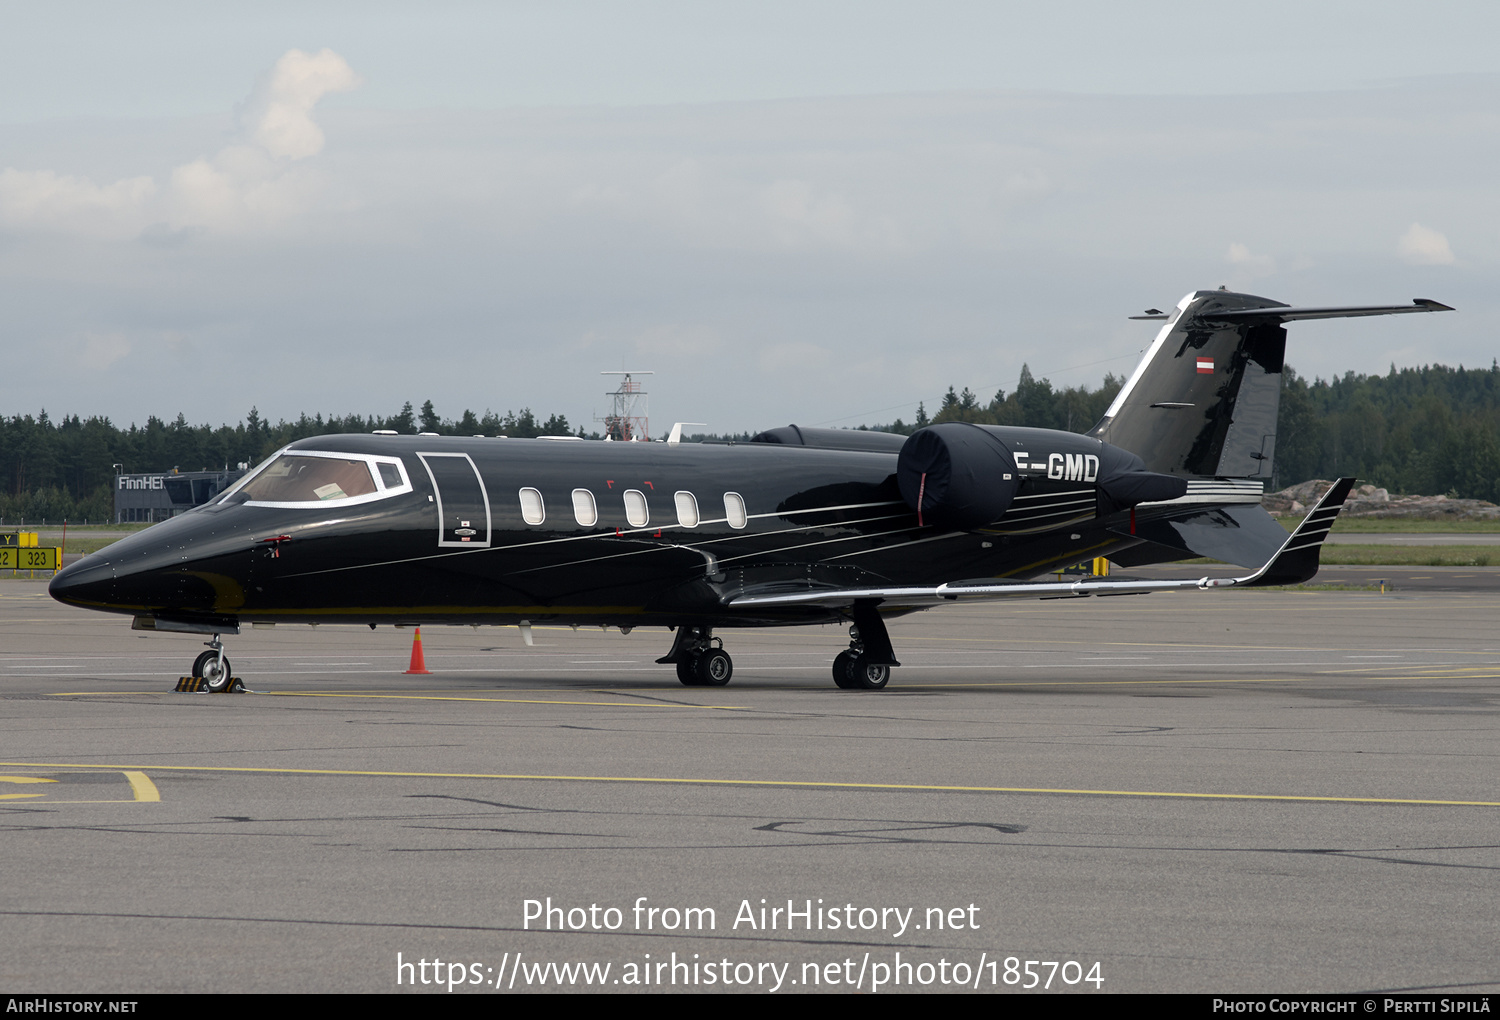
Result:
[192, 650, 234, 693]
[677, 659, 701, 686]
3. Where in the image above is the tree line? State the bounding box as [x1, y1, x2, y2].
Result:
[1275, 363, 1500, 501]
[4, 361, 1499, 523]
[0, 401, 576, 523]
[870, 361, 1500, 499]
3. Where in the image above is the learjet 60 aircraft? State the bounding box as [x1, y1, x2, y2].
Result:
[50, 289, 1451, 690]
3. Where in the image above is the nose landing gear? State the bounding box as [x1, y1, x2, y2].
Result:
[191, 634, 235, 693]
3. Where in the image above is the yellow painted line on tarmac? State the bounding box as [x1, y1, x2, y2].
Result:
[0, 771, 158, 804]
[1356, 674, 1500, 682]
[809, 677, 1313, 689]
[124, 771, 160, 802]
[905, 635, 1417, 652]
[52, 678, 1309, 697]
[0, 775, 55, 799]
[1314, 667, 1500, 679]
[3, 761, 1496, 808]
[265, 692, 749, 709]
[49, 690, 747, 709]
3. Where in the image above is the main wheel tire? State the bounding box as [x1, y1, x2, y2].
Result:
[694, 648, 733, 686]
[193, 650, 233, 692]
[832, 650, 858, 689]
[676, 658, 701, 686]
[850, 655, 890, 690]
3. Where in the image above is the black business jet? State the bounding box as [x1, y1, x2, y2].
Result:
[50, 288, 1451, 690]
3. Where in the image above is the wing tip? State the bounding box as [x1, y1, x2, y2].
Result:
[1233, 476, 1355, 587]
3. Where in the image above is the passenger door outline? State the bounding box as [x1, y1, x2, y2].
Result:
[417, 452, 493, 549]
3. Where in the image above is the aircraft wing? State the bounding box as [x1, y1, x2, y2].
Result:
[729, 478, 1356, 611]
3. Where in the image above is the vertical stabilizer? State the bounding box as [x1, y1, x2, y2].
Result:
[1088, 290, 1287, 479]
[1090, 291, 1451, 480]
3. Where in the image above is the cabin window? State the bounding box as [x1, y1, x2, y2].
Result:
[623, 489, 649, 528]
[724, 492, 747, 529]
[674, 491, 699, 528]
[519, 488, 545, 525]
[572, 488, 598, 527]
[239, 455, 377, 503]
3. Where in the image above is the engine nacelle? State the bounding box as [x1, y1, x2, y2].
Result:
[898, 423, 1188, 530]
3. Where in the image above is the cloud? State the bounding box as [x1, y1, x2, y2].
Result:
[0, 50, 358, 237]
[79, 332, 132, 369]
[760, 179, 904, 252]
[1226, 242, 1277, 278]
[0, 169, 155, 238]
[1398, 222, 1455, 265]
[631, 322, 725, 360]
[242, 49, 362, 161]
[759, 339, 834, 373]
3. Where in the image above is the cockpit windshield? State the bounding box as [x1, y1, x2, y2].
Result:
[239, 456, 378, 503]
[210, 449, 412, 509]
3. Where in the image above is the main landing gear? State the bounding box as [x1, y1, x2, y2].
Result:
[657, 626, 733, 687]
[191, 634, 234, 693]
[658, 601, 901, 691]
[832, 600, 900, 691]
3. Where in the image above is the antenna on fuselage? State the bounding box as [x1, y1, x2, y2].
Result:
[598, 371, 654, 441]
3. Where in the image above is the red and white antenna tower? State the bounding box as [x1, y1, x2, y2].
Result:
[599, 371, 653, 441]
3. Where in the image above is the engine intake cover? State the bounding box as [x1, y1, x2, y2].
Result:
[897, 423, 1021, 530]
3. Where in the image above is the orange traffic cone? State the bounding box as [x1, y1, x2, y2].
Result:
[403, 627, 432, 675]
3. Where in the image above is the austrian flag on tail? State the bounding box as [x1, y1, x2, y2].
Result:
[1196, 357, 1214, 374]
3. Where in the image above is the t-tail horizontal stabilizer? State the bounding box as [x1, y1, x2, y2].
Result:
[728, 478, 1357, 611]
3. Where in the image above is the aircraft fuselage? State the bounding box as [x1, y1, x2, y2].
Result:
[50, 430, 1139, 631]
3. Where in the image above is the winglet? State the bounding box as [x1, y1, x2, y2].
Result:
[1205, 478, 1356, 588]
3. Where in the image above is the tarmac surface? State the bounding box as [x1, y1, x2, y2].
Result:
[1129, 563, 1500, 592]
[2, 577, 1497, 994]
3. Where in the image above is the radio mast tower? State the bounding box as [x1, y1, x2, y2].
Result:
[599, 371, 653, 441]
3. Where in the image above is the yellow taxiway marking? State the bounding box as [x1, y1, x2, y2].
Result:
[870, 677, 1310, 689]
[36, 675, 1411, 695]
[1315, 668, 1500, 680]
[50, 691, 746, 709]
[3, 762, 1495, 808]
[0, 770, 157, 803]
[124, 771, 160, 802]
[262, 692, 748, 709]
[0, 775, 55, 800]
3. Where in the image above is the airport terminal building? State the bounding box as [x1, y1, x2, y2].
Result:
[115, 468, 246, 523]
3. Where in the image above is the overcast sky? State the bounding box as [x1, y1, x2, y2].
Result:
[1, 2, 1495, 437]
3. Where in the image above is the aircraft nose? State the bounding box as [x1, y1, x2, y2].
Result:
[49, 529, 248, 617]
[48, 556, 118, 609]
